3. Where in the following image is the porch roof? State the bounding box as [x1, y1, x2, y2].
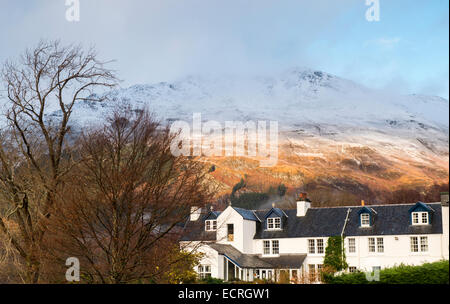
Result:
[208, 243, 306, 269]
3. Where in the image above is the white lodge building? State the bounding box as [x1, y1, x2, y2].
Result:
[180, 193, 449, 283]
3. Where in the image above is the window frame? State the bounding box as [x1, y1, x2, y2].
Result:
[368, 237, 376, 252]
[272, 240, 279, 255]
[267, 217, 282, 230]
[412, 212, 429, 225]
[348, 238, 356, 253]
[262, 239, 280, 256]
[263, 240, 271, 255]
[317, 239, 324, 254]
[308, 238, 325, 255]
[411, 236, 428, 253]
[227, 224, 234, 241]
[308, 239, 316, 254]
[308, 264, 316, 282]
[376, 237, 384, 253]
[360, 213, 370, 227]
[198, 265, 212, 279]
[205, 220, 217, 231]
[420, 236, 428, 252]
[410, 236, 419, 252]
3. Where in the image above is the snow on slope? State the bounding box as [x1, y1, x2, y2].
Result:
[1, 67, 447, 154]
[65, 68, 448, 136]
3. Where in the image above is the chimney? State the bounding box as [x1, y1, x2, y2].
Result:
[190, 206, 202, 221]
[441, 192, 449, 207]
[297, 192, 311, 217]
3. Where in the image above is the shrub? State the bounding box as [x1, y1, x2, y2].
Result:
[326, 260, 449, 284]
[323, 236, 348, 273]
[198, 277, 225, 284]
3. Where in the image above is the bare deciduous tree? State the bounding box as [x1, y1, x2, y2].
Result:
[42, 109, 213, 283]
[0, 40, 117, 283]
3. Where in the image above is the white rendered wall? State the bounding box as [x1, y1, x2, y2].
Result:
[180, 241, 221, 278]
[441, 206, 449, 260]
[216, 206, 256, 253]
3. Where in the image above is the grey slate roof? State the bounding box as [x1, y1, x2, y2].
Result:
[208, 243, 306, 268]
[232, 207, 261, 222]
[181, 202, 443, 241]
[180, 212, 217, 242]
[254, 203, 443, 239]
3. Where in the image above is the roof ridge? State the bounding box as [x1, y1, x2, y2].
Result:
[222, 202, 442, 214]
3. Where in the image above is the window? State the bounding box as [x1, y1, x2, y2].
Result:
[308, 239, 315, 254]
[263, 240, 280, 255]
[274, 217, 281, 229]
[412, 212, 429, 225]
[291, 270, 298, 283]
[420, 236, 428, 252]
[368, 237, 384, 253]
[410, 236, 419, 252]
[308, 239, 325, 254]
[308, 264, 316, 282]
[317, 239, 324, 254]
[198, 265, 211, 279]
[421, 213, 429, 224]
[317, 264, 323, 274]
[267, 217, 282, 230]
[368, 238, 376, 252]
[361, 213, 370, 227]
[376, 237, 384, 253]
[349, 266, 357, 273]
[348, 238, 356, 253]
[205, 220, 217, 231]
[227, 224, 234, 241]
[272, 240, 279, 254]
[263, 240, 271, 255]
[411, 236, 428, 252]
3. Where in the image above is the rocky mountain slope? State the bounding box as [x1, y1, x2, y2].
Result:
[4, 68, 449, 202]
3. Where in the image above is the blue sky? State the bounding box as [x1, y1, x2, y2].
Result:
[0, 0, 448, 98]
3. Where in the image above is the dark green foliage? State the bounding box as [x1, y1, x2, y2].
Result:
[323, 236, 348, 272]
[198, 277, 225, 284]
[326, 260, 449, 284]
[231, 192, 269, 209]
[277, 184, 287, 197]
[231, 178, 246, 197]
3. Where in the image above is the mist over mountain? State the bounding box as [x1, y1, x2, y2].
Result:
[2, 67, 448, 204]
[68, 67, 449, 131]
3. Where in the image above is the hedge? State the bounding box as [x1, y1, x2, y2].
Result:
[326, 260, 449, 284]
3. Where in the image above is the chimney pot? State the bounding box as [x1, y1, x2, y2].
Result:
[297, 195, 311, 217]
[190, 206, 202, 221]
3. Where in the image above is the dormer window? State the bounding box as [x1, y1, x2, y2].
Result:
[409, 202, 433, 226]
[205, 220, 217, 231]
[360, 213, 370, 227]
[412, 212, 429, 225]
[267, 217, 281, 230]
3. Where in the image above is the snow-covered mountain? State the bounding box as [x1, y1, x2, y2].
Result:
[2, 67, 449, 199]
[70, 67, 449, 134]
